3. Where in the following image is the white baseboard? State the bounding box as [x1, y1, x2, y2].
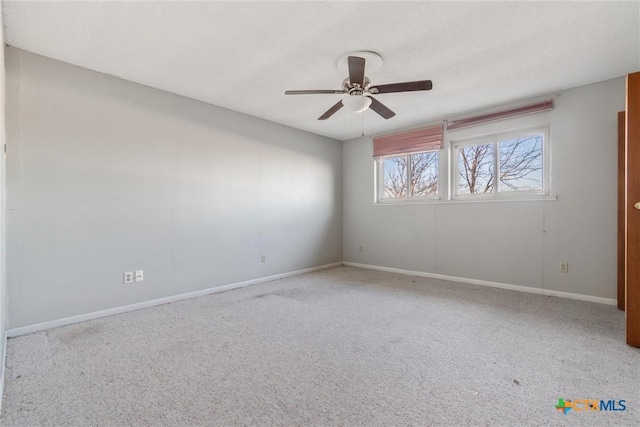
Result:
[7, 262, 343, 338]
[343, 262, 617, 306]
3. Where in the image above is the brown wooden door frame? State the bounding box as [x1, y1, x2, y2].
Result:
[618, 111, 625, 311]
[626, 72, 640, 348]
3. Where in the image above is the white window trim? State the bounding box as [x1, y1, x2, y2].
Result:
[374, 150, 440, 203]
[450, 126, 550, 200]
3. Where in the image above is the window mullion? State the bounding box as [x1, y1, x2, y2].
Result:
[406, 155, 412, 197]
[493, 141, 499, 193]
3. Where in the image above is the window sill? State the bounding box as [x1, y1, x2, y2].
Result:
[444, 195, 557, 204]
[372, 195, 557, 206]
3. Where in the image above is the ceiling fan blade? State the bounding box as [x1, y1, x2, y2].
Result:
[370, 80, 433, 94]
[285, 90, 344, 95]
[368, 96, 396, 119]
[318, 100, 344, 120]
[348, 56, 366, 87]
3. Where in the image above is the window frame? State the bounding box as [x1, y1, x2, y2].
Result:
[450, 126, 550, 200]
[375, 149, 441, 203]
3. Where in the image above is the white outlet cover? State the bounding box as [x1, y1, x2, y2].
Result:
[124, 272, 134, 284]
[135, 270, 144, 281]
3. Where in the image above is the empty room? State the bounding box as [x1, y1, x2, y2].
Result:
[0, 1, 639, 426]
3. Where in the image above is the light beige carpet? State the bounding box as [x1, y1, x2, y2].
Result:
[2, 266, 639, 426]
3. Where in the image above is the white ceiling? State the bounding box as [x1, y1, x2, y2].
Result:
[3, 1, 639, 141]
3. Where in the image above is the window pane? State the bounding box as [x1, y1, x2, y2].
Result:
[383, 156, 408, 198]
[498, 135, 543, 192]
[457, 143, 495, 194]
[410, 152, 438, 196]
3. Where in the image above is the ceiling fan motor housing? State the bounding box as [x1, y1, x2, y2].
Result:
[343, 77, 370, 96]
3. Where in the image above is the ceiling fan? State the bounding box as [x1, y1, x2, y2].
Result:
[284, 55, 433, 120]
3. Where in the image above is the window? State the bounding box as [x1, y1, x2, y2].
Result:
[379, 151, 439, 200]
[372, 104, 551, 204]
[373, 124, 443, 203]
[453, 128, 547, 198]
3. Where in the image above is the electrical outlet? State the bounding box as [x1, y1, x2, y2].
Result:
[261, 255, 266, 263]
[135, 270, 144, 282]
[123, 272, 134, 284]
[560, 262, 569, 273]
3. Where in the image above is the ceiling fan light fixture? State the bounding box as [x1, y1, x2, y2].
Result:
[342, 95, 372, 113]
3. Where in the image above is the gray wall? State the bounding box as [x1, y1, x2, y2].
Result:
[343, 77, 624, 300]
[0, 1, 6, 381]
[6, 48, 343, 329]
